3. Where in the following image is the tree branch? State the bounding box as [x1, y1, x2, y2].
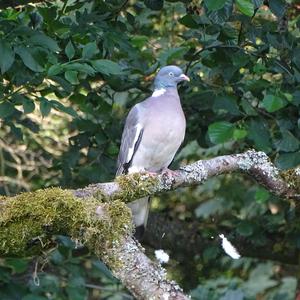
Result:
[74, 150, 299, 202]
[1, 150, 299, 300]
[101, 236, 189, 300]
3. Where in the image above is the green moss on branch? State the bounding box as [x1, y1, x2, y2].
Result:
[115, 173, 159, 201]
[0, 188, 133, 258]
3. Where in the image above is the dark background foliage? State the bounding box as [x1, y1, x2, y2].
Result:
[0, 0, 300, 299]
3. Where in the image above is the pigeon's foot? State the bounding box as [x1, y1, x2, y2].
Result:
[143, 170, 158, 177]
[161, 168, 178, 177]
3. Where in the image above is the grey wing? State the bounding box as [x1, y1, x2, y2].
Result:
[116, 105, 144, 176]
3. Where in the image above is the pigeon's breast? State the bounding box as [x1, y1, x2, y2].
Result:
[130, 103, 186, 172]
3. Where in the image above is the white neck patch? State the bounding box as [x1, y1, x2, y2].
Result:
[152, 88, 166, 97]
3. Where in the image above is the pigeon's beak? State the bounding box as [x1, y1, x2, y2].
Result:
[179, 74, 190, 82]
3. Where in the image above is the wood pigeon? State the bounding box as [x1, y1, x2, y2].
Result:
[116, 65, 189, 239]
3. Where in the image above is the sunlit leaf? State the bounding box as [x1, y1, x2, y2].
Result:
[208, 121, 234, 144]
[262, 94, 287, 112]
[235, 0, 254, 16]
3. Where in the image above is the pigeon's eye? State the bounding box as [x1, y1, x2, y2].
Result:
[169, 72, 174, 77]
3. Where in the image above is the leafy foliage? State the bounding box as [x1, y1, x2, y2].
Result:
[0, 0, 300, 298]
[0, 237, 130, 300]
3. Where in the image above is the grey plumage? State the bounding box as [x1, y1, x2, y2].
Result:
[116, 65, 189, 239]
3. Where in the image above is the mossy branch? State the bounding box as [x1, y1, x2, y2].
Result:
[74, 150, 300, 202]
[1, 149, 299, 300]
[0, 189, 188, 299]
[0, 188, 133, 256]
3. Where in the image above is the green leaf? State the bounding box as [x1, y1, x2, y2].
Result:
[275, 152, 300, 169]
[247, 119, 272, 152]
[195, 198, 227, 218]
[64, 70, 79, 84]
[241, 98, 258, 116]
[213, 95, 240, 115]
[261, 94, 287, 112]
[144, 0, 164, 10]
[233, 128, 247, 140]
[159, 47, 188, 65]
[50, 100, 78, 117]
[15, 46, 44, 72]
[65, 41, 75, 60]
[95, 131, 107, 145]
[205, 0, 227, 11]
[253, 0, 263, 9]
[49, 75, 73, 93]
[64, 63, 95, 76]
[4, 258, 29, 273]
[275, 131, 300, 152]
[92, 261, 116, 280]
[107, 142, 119, 155]
[255, 187, 270, 203]
[30, 33, 60, 52]
[269, 0, 286, 17]
[235, 0, 254, 16]
[179, 15, 200, 29]
[66, 277, 87, 300]
[208, 121, 234, 144]
[0, 41, 15, 74]
[48, 64, 63, 76]
[91, 59, 123, 75]
[82, 41, 99, 59]
[23, 98, 35, 114]
[40, 98, 52, 117]
[131, 35, 149, 48]
[203, 246, 220, 262]
[207, 0, 233, 24]
[0, 101, 14, 118]
[55, 235, 76, 248]
[237, 221, 254, 237]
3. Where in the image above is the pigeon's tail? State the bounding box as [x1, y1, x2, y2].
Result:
[127, 197, 150, 240]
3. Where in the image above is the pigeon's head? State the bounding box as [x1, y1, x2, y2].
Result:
[154, 65, 190, 89]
